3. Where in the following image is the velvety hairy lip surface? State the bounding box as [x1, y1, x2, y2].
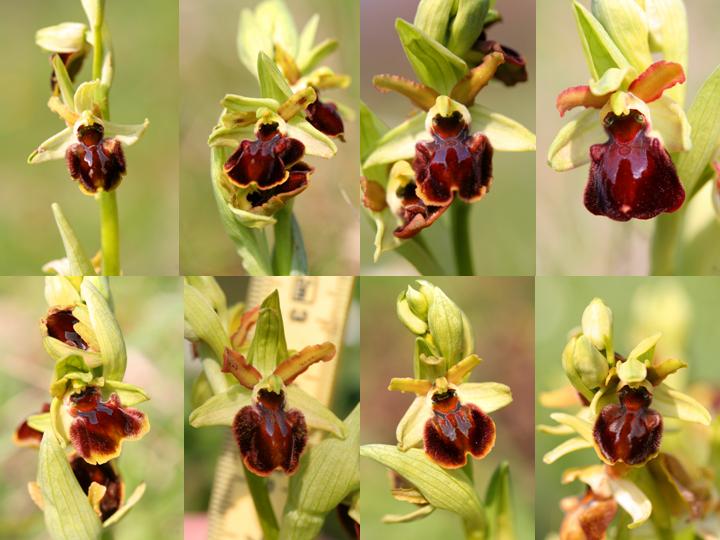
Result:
[233, 389, 307, 476]
[66, 124, 126, 194]
[224, 122, 305, 190]
[413, 111, 493, 206]
[423, 390, 496, 468]
[68, 386, 149, 465]
[593, 385, 663, 465]
[585, 112, 685, 221]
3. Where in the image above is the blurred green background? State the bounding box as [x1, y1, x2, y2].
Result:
[179, 0, 360, 276]
[536, 1, 720, 275]
[0, 277, 183, 539]
[359, 277, 535, 538]
[184, 277, 359, 539]
[535, 277, 720, 538]
[360, 0, 536, 276]
[0, 1, 179, 275]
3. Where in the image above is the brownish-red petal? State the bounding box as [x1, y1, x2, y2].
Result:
[44, 307, 88, 350]
[474, 38, 528, 87]
[423, 391, 496, 468]
[556, 86, 609, 117]
[65, 125, 126, 194]
[273, 342, 336, 384]
[360, 177, 388, 212]
[245, 161, 312, 211]
[232, 389, 307, 476]
[222, 348, 262, 389]
[593, 386, 663, 465]
[70, 455, 123, 521]
[306, 98, 345, 140]
[68, 387, 149, 465]
[628, 61, 685, 103]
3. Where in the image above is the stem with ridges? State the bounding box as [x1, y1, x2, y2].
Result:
[650, 211, 682, 275]
[451, 201, 474, 275]
[243, 465, 280, 540]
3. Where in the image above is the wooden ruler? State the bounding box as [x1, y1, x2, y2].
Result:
[207, 276, 355, 540]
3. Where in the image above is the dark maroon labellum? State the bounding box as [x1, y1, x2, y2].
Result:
[305, 93, 345, 140]
[233, 389, 307, 476]
[45, 308, 88, 350]
[224, 123, 305, 190]
[393, 181, 449, 239]
[66, 124, 126, 194]
[245, 161, 313, 209]
[585, 111, 685, 221]
[423, 389, 496, 468]
[593, 385, 663, 465]
[68, 386, 148, 464]
[413, 111, 493, 206]
[70, 455, 122, 521]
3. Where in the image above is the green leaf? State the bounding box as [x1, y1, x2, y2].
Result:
[210, 147, 273, 275]
[359, 101, 388, 163]
[360, 445, 485, 531]
[484, 462, 515, 540]
[51, 204, 95, 276]
[290, 214, 308, 275]
[572, 0, 631, 80]
[591, 0, 652, 72]
[51, 54, 76, 110]
[247, 290, 288, 375]
[37, 433, 102, 540]
[395, 18, 468, 95]
[184, 281, 230, 361]
[285, 385, 346, 438]
[446, 0, 489, 57]
[414, 0, 454, 43]
[469, 104, 536, 151]
[674, 65, 720, 194]
[185, 276, 227, 317]
[279, 406, 359, 540]
[102, 380, 149, 406]
[188, 384, 251, 428]
[81, 279, 126, 381]
[548, 108, 605, 171]
[257, 52, 292, 102]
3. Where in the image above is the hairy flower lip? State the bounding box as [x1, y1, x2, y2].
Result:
[585, 111, 685, 221]
[413, 111, 493, 206]
[14, 403, 51, 448]
[393, 183, 449, 239]
[245, 161, 313, 211]
[70, 455, 123, 521]
[423, 388, 496, 468]
[593, 386, 663, 466]
[67, 386, 149, 465]
[223, 122, 306, 190]
[44, 307, 89, 350]
[65, 123, 126, 194]
[233, 388, 307, 476]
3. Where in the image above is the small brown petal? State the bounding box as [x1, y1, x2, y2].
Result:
[13, 403, 51, 448]
[560, 490, 618, 540]
[70, 455, 123, 521]
[360, 177, 388, 212]
[306, 95, 345, 140]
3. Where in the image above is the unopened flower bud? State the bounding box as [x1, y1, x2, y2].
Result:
[405, 284, 428, 319]
[581, 298, 613, 351]
[572, 335, 609, 390]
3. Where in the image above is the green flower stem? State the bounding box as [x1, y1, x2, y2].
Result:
[650, 211, 682, 275]
[91, 1, 105, 80]
[272, 202, 294, 275]
[243, 464, 280, 540]
[451, 202, 474, 276]
[99, 190, 120, 275]
[396, 237, 446, 275]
